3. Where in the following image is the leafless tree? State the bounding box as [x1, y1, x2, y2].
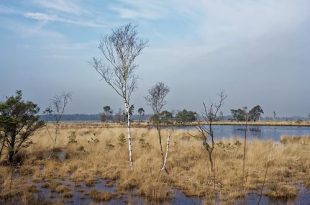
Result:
[241, 106, 249, 193]
[197, 90, 226, 203]
[145, 82, 171, 173]
[91, 24, 148, 168]
[44, 92, 71, 159]
[114, 108, 126, 123]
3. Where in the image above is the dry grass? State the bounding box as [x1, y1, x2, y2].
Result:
[280, 135, 310, 145]
[0, 123, 309, 204]
[89, 190, 113, 201]
[44, 120, 310, 129]
[264, 183, 297, 199]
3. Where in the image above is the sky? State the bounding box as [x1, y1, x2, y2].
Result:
[0, 0, 309, 117]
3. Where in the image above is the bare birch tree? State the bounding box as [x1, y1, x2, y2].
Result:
[145, 82, 172, 173]
[197, 90, 226, 202]
[91, 24, 148, 168]
[161, 129, 173, 173]
[44, 92, 71, 159]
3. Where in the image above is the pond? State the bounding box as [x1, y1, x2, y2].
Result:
[181, 125, 310, 141]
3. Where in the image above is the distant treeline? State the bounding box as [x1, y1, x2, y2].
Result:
[40, 114, 152, 122]
[40, 114, 308, 122]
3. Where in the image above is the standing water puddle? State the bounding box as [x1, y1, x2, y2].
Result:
[235, 187, 310, 205]
[30, 178, 310, 205]
[32, 178, 206, 205]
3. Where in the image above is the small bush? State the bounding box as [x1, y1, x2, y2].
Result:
[139, 138, 151, 149]
[106, 142, 115, 150]
[118, 133, 126, 146]
[88, 137, 99, 144]
[234, 140, 242, 147]
[68, 131, 77, 144]
[77, 146, 85, 152]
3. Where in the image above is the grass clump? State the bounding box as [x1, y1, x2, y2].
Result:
[265, 183, 297, 199]
[139, 181, 171, 202]
[55, 184, 71, 193]
[89, 190, 113, 201]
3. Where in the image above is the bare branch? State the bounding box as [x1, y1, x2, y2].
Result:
[45, 92, 72, 159]
[145, 82, 170, 114]
[196, 90, 227, 201]
[92, 23, 148, 106]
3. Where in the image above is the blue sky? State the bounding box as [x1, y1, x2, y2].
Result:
[0, 0, 310, 117]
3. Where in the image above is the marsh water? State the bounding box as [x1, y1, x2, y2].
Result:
[31, 177, 310, 205]
[182, 125, 310, 141]
[30, 149, 310, 205]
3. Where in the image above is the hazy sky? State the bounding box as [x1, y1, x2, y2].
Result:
[0, 0, 309, 117]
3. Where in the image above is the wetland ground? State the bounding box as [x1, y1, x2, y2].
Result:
[0, 123, 309, 205]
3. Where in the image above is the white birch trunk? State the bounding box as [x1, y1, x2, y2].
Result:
[161, 134, 171, 172]
[48, 123, 59, 160]
[125, 102, 133, 168]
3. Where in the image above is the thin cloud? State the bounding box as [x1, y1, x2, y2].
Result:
[25, 12, 59, 22]
[109, 0, 203, 20]
[110, 6, 162, 20]
[0, 18, 64, 39]
[24, 12, 106, 28]
[110, 0, 169, 20]
[31, 0, 81, 15]
[110, 6, 163, 20]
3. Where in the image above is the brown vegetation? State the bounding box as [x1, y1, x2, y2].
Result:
[0, 124, 309, 204]
[280, 135, 310, 145]
[89, 190, 113, 201]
